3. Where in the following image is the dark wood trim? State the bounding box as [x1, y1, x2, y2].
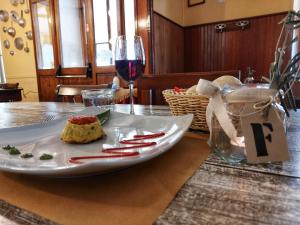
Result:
[153, 11, 184, 29]
[184, 11, 288, 29]
[149, 0, 154, 74]
[29, 0, 39, 99]
[119, 0, 125, 35]
[79, 0, 88, 66]
[136, 0, 153, 74]
[188, 0, 205, 7]
[53, 0, 60, 68]
[84, 0, 97, 84]
[94, 66, 115, 74]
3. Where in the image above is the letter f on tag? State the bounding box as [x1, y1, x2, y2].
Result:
[250, 123, 273, 157]
[241, 107, 289, 163]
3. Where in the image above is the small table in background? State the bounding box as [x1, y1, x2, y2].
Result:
[0, 88, 23, 102]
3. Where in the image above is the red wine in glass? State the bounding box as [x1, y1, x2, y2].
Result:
[115, 36, 145, 114]
[115, 59, 145, 82]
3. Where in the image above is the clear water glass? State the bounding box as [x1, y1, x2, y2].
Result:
[81, 89, 115, 109]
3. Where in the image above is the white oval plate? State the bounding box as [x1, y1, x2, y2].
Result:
[0, 107, 193, 177]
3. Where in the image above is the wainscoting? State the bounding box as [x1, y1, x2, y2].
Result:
[153, 12, 288, 82]
[152, 13, 185, 74]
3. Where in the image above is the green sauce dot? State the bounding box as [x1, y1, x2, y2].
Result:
[40, 154, 53, 160]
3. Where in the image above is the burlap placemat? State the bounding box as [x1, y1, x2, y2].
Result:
[0, 133, 210, 225]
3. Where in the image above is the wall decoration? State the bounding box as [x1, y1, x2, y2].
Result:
[10, 10, 19, 23]
[25, 30, 32, 40]
[17, 10, 26, 27]
[14, 37, 24, 50]
[24, 0, 30, 14]
[0, 10, 9, 22]
[188, 0, 205, 7]
[10, 0, 18, 7]
[7, 23, 16, 37]
[24, 42, 29, 53]
[214, 20, 250, 33]
[3, 40, 10, 49]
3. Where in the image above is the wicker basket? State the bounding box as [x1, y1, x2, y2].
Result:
[162, 89, 209, 131]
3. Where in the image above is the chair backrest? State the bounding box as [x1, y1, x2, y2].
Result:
[55, 84, 109, 103]
[137, 70, 241, 105]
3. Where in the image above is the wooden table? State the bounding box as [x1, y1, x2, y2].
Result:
[0, 102, 300, 224]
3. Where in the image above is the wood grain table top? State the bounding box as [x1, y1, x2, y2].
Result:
[0, 102, 299, 225]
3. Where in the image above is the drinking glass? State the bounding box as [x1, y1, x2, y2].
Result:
[115, 35, 145, 114]
[81, 89, 115, 109]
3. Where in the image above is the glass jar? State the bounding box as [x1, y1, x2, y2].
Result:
[210, 111, 246, 164]
[209, 101, 287, 164]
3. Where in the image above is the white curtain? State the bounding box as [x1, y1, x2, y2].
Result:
[0, 42, 6, 83]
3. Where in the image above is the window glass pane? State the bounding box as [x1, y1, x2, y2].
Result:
[58, 0, 84, 68]
[93, 0, 118, 66]
[94, 0, 108, 43]
[32, 0, 54, 69]
[124, 0, 136, 36]
[96, 43, 112, 66]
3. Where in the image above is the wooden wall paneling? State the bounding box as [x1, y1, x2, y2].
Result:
[96, 73, 115, 86]
[96, 73, 127, 87]
[38, 76, 95, 101]
[38, 76, 59, 101]
[60, 77, 94, 85]
[138, 70, 240, 105]
[153, 13, 184, 74]
[136, 0, 152, 74]
[184, 13, 287, 81]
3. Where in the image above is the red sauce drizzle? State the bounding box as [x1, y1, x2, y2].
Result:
[69, 132, 165, 164]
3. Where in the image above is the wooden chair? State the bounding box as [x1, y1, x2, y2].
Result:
[55, 84, 109, 103]
[137, 70, 241, 105]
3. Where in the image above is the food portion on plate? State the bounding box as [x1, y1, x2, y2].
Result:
[60, 115, 105, 144]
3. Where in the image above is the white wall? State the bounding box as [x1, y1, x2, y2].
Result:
[0, 0, 38, 101]
[153, 0, 184, 26]
[153, 0, 292, 27]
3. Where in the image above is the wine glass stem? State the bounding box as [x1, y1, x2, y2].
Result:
[129, 81, 135, 114]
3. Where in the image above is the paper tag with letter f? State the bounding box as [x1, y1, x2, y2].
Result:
[241, 107, 290, 163]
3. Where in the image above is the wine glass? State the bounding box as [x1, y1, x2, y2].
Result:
[115, 35, 145, 114]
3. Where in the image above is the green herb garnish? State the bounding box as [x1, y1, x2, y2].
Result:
[9, 147, 21, 155]
[96, 109, 110, 125]
[39, 154, 53, 160]
[2, 145, 13, 151]
[21, 153, 34, 159]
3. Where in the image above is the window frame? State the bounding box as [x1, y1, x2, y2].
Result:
[31, 0, 59, 76]
[93, 0, 138, 74]
[31, 0, 93, 77]
[31, 0, 150, 77]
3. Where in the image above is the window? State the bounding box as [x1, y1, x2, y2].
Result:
[93, 0, 118, 66]
[58, 0, 86, 68]
[31, 0, 55, 70]
[31, 0, 137, 76]
[93, 0, 136, 67]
